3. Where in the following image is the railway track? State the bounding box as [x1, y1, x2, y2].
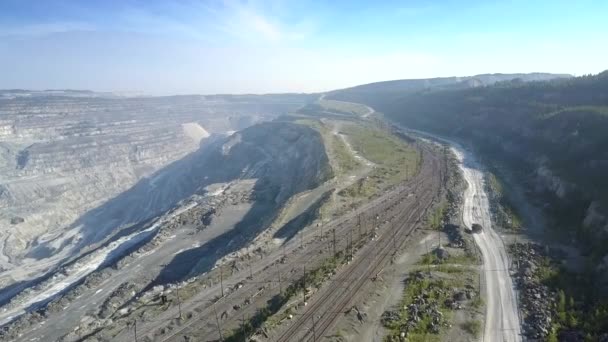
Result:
[274, 150, 442, 341]
[146, 184, 421, 342]
[110, 144, 442, 342]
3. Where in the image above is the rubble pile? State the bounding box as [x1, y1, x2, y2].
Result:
[98, 282, 138, 318]
[511, 242, 558, 340]
[444, 223, 466, 249]
[404, 294, 446, 335]
[383, 272, 463, 341]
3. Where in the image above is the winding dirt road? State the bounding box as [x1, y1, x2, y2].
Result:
[453, 147, 522, 342]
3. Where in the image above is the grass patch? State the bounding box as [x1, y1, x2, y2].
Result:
[332, 135, 360, 174]
[384, 273, 460, 340]
[319, 99, 370, 116]
[418, 250, 478, 266]
[461, 320, 481, 337]
[338, 123, 420, 201]
[471, 296, 484, 310]
[341, 123, 416, 167]
[295, 118, 360, 177]
[429, 203, 446, 231]
[487, 172, 503, 196]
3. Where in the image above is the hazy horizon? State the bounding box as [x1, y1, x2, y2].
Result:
[1, 0, 607, 95]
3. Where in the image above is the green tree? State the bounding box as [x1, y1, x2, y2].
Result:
[567, 312, 578, 328]
[547, 328, 559, 342]
[557, 290, 567, 322]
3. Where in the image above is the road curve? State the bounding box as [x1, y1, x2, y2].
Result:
[452, 147, 522, 342]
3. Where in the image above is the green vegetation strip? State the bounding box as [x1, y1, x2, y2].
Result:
[384, 274, 453, 342]
[540, 105, 608, 119]
[338, 123, 420, 199]
[531, 251, 608, 341]
[294, 118, 360, 176]
[319, 99, 370, 116]
[486, 171, 522, 230]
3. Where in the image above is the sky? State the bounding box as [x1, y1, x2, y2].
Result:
[0, 0, 607, 95]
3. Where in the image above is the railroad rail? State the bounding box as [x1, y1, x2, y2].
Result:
[113, 143, 443, 342]
[275, 149, 441, 341]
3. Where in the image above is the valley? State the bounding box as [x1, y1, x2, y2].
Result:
[2, 2, 606, 340]
[329, 71, 608, 340]
[1, 71, 607, 342]
[0, 91, 460, 342]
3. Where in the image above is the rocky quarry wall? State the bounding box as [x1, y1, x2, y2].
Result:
[0, 94, 306, 287]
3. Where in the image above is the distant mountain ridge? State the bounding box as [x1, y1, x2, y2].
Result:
[329, 70, 608, 253]
[331, 72, 572, 93]
[328, 73, 572, 107]
[328, 71, 608, 339]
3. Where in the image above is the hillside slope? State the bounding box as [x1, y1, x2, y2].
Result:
[330, 72, 608, 242]
[330, 71, 608, 338]
[0, 121, 331, 337]
[0, 93, 312, 289]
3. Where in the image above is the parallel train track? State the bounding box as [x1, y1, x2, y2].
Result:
[275, 149, 442, 341]
[115, 143, 443, 342]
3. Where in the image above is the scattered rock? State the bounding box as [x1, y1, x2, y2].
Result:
[434, 246, 450, 261]
[10, 216, 25, 225]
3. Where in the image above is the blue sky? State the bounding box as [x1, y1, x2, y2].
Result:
[0, 0, 606, 94]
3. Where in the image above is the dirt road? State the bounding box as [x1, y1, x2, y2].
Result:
[453, 148, 522, 342]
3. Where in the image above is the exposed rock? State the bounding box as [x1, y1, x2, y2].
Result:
[453, 290, 467, 302]
[9, 216, 24, 225]
[434, 246, 450, 261]
[511, 242, 558, 340]
[0, 94, 307, 289]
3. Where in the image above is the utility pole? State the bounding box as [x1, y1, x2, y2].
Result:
[277, 263, 282, 295]
[248, 256, 253, 280]
[425, 239, 431, 275]
[300, 230, 303, 249]
[176, 286, 183, 319]
[240, 314, 246, 338]
[358, 214, 362, 238]
[133, 320, 138, 342]
[438, 230, 441, 248]
[393, 228, 397, 252]
[349, 226, 354, 260]
[302, 266, 307, 303]
[479, 270, 482, 297]
[332, 228, 336, 256]
[220, 266, 224, 298]
[213, 302, 224, 341]
[312, 316, 317, 342]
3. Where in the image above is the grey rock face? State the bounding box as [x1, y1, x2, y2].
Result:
[0, 121, 330, 334]
[0, 93, 308, 288]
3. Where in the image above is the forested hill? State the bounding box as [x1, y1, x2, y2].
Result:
[329, 71, 608, 249]
[329, 73, 571, 106]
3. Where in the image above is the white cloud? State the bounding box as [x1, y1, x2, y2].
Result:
[216, 0, 313, 43]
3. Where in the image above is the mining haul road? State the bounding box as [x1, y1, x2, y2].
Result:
[453, 147, 522, 342]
